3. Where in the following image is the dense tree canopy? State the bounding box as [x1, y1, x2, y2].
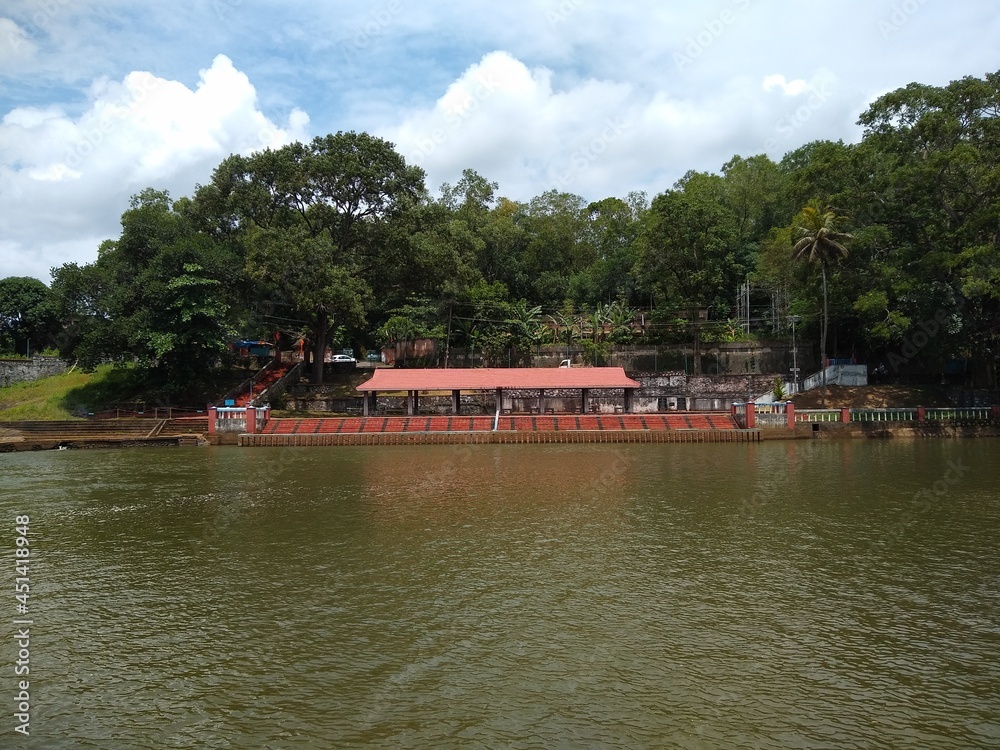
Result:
[6, 69, 995, 393]
[0, 276, 58, 356]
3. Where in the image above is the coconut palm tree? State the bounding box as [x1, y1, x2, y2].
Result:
[792, 205, 852, 405]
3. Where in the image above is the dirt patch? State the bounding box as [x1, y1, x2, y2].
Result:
[790, 385, 952, 409]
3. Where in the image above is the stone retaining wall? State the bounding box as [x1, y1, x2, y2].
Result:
[0, 357, 67, 387]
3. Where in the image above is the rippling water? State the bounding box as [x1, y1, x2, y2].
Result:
[2, 439, 999, 748]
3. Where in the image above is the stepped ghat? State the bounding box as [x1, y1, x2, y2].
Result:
[0, 417, 208, 451]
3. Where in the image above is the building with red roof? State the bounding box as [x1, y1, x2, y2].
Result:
[356, 367, 641, 416]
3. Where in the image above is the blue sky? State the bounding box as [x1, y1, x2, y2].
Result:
[2, 0, 999, 281]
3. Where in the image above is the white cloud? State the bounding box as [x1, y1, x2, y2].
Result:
[0, 55, 310, 281]
[383, 51, 851, 202]
[762, 74, 810, 96]
[0, 17, 36, 65]
[383, 51, 641, 198]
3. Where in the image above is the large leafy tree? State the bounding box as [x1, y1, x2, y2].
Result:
[207, 132, 426, 383]
[571, 193, 646, 308]
[520, 190, 589, 307]
[636, 172, 741, 372]
[51, 189, 242, 397]
[0, 277, 58, 356]
[854, 71, 1000, 385]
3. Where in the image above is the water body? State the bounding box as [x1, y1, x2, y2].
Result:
[1, 440, 999, 748]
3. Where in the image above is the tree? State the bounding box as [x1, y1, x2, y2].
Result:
[50, 189, 242, 398]
[854, 71, 1000, 386]
[791, 205, 853, 403]
[0, 277, 58, 356]
[209, 132, 426, 383]
[636, 173, 741, 373]
[573, 194, 646, 308]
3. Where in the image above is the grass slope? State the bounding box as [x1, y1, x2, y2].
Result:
[0, 365, 258, 421]
[0, 365, 105, 421]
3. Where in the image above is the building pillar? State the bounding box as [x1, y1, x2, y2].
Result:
[784, 402, 793, 430]
[917, 405, 926, 423]
[208, 405, 217, 435]
[364, 391, 376, 416]
[840, 407, 850, 423]
[745, 402, 756, 429]
[407, 390, 418, 416]
[452, 389, 461, 415]
[624, 389, 634, 414]
[539, 389, 546, 414]
[582, 388, 589, 414]
[245, 406, 257, 434]
[496, 387, 503, 413]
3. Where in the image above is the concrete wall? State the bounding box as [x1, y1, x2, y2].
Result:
[0, 357, 67, 387]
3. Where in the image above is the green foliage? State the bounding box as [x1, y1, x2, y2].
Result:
[50, 190, 241, 399]
[0, 277, 59, 356]
[36, 69, 1000, 392]
[210, 131, 426, 383]
[771, 377, 787, 401]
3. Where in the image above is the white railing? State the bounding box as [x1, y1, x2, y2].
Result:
[925, 407, 991, 421]
[851, 409, 916, 422]
[215, 407, 247, 433]
[795, 409, 841, 423]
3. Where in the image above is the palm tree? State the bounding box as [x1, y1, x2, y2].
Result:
[791, 205, 852, 405]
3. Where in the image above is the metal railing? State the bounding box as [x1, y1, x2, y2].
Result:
[851, 409, 916, 422]
[794, 409, 841, 423]
[926, 407, 992, 421]
[255, 361, 303, 407]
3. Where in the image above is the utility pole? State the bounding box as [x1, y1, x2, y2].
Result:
[790, 315, 800, 393]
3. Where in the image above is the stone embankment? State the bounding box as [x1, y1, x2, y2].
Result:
[0, 418, 208, 451]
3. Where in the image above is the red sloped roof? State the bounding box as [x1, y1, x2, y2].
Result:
[357, 367, 640, 392]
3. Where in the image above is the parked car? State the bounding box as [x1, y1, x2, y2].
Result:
[330, 354, 356, 364]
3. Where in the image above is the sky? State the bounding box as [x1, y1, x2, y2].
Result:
[1, 0, 998, 283]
